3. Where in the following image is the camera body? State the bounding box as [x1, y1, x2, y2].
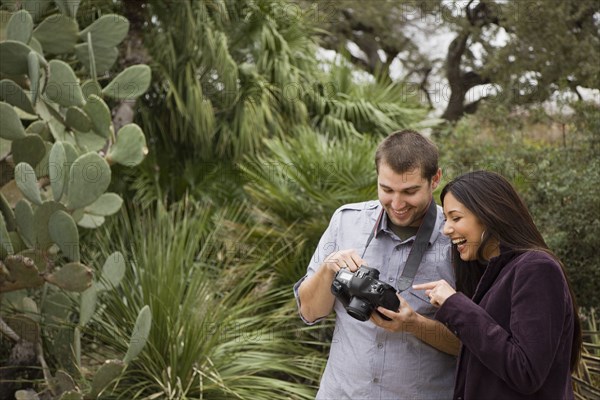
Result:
[331, 266, 400, 321]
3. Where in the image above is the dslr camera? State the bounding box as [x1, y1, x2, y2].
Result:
[331, 266, 400, 321]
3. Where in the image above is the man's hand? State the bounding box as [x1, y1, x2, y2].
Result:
[370, 294, 417, 332]
[412, 280, 456, 307]
[323, 249, 366, 274]
[371, 290, 461, 355]
[297, 248, 365, 323]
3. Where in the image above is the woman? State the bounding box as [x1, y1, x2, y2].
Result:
[414, 171, 581, 400]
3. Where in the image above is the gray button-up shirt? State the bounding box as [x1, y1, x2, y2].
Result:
[294, 200, 456, 399]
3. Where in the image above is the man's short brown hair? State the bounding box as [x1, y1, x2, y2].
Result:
[375, 130, 439, 181]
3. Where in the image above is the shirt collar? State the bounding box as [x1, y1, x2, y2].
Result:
[372, 201, 442, 245]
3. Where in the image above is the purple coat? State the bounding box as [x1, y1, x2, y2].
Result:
[435, 250, 575, 400]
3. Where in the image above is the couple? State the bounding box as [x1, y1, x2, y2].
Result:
[293, 130, 581, 400]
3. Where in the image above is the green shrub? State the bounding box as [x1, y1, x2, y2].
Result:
[241, 128, 379, 284]
[437, 102, 600, 308]
[86, 201, 325, 399]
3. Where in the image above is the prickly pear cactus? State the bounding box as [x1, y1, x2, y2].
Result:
[0, 2, 151, 399]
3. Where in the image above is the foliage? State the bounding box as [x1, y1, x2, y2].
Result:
[0, 2, 151, 398]
[85, 200, 326, 399]
[297, 0, 437, 84]
[120, 0, 426, 206]
[301, 0, 600, 121]
[523, 102, 600, 309]
[481, 0, 600, 105]
[436, 101, 600, 308]
[241, 128, 379, 284]
[135, 0, 316, 159]
[305, 61, 427, 138]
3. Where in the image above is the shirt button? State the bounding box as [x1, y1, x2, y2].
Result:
[377, 343, 384, 349]
[388, 277, 394, 282]
[373, 378, 380, 383]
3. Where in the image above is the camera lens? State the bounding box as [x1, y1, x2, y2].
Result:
[346, 297, 374, 321]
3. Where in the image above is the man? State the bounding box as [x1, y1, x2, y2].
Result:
[294, 130, 458, 399]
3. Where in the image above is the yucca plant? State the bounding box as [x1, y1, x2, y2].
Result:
[240, 127, 379, 284]
[81, 199, 326, 399]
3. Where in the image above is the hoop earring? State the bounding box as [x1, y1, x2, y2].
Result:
[481, 230, 486, 242]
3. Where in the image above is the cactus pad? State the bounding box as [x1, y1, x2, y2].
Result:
[44, 262, 93, 292]
[15, 162, 42, 205]
[0, 101, 27, 140]
[49, 210, 80, 262]
[107, 124, 148, 167]
[65, 152, 111, 210]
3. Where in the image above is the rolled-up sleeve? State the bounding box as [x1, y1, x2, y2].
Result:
[292, 209, 342, 325]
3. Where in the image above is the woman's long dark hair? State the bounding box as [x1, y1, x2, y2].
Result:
[440, 171, 582, 371]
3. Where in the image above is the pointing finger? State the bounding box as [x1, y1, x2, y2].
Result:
[412, 281, 441, 290]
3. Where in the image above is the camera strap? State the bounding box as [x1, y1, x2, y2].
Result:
[361, 199, 438, 292]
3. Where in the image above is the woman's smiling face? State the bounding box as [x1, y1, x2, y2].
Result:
[442, 192, 490, 261]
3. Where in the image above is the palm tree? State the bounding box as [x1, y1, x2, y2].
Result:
[117, 0, 321, 204]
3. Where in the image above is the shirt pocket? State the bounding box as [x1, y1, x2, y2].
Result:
[403, 286, 436, 316]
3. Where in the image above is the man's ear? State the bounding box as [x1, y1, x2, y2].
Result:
[431, 168, 442, 190]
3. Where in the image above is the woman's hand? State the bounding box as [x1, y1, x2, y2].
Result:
[412, 280, 456, 307]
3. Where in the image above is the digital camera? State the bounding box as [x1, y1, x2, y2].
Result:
[331, 266, 400, 321]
